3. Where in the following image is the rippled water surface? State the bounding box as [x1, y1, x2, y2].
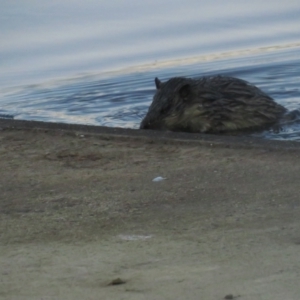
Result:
[1, 0, 300, 140]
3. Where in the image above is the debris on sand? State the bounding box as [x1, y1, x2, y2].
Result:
[108, 278, 126, 286]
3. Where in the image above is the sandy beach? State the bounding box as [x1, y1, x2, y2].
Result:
[0, 119, 300, 300]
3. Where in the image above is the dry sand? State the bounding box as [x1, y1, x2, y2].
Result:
[0, 119, 300, 300]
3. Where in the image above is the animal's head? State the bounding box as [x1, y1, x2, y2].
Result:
[140, 77, 197, 131]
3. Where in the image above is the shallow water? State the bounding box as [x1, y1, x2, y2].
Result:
[1, 0, 300, 140]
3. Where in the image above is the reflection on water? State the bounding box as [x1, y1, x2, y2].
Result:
[0, 1, 300, 140]
[1, 0, 300, 87]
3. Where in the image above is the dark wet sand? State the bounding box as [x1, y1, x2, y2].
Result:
[1, 119, 300, 300]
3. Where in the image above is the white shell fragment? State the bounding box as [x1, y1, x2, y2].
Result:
[152, 176, 167, 182]
[119, 234, 153, 241]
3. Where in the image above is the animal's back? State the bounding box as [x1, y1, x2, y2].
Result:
[190, 76, 286, 133]
[140, 76, 287, 134]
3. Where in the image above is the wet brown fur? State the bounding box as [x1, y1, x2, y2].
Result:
[140, 76, 287, 134]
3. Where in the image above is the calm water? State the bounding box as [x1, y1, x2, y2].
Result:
[1, 0, 300, 140]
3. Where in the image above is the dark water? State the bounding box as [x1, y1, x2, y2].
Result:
[1, 47, 300, 140]
[1, 1, 300, 140]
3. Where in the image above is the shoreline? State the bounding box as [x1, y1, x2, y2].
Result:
[1, 118, 300, 150]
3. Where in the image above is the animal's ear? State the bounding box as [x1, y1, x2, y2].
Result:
[155, 77, 162, 90]
[179, 84, 190, 99]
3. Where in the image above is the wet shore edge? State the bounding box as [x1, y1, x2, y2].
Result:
[0, 118, 299, 150]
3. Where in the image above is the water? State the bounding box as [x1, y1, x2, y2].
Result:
[1, 0, 300, 140]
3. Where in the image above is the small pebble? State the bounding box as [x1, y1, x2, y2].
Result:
[108, 278, 126, 286]
[224, 294, 240, 300]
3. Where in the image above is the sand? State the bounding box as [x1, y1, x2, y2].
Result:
[0, 119, 300, 300]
